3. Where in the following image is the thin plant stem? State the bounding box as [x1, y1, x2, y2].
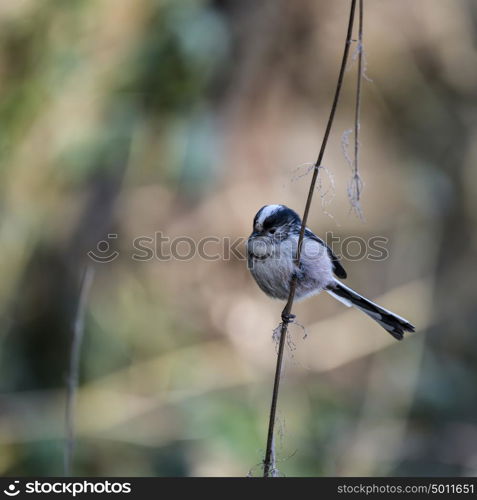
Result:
[263, 0, 358, 477]
[64, 265, 95, 476]
[354, 0, 363, 201]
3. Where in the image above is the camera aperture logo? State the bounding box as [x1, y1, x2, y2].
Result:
[3, 481, 20, 497]
[2, 480, 131, 497]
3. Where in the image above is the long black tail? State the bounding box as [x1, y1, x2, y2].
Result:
[326, 280, 415, 340]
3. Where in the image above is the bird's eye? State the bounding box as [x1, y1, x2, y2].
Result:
[269, 228, 276, 235]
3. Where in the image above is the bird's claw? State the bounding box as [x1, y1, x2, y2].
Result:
[281, 312, 296, 324]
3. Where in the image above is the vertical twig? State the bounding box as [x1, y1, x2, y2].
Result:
[350, 0, 364, 217]
[263, 0, 358, 477]
[64, 265, 95, 476]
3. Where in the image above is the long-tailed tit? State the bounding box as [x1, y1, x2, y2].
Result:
[247, 204, 415, 340]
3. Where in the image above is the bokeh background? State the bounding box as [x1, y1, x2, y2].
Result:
[0, 0, 476, 477]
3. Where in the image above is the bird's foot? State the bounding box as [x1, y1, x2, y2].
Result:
[281, 312, 296, 324]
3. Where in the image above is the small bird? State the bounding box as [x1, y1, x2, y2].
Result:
[247, 204, 415, 340]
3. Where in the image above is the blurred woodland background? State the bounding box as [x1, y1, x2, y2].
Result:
[0, 0, 477, 477]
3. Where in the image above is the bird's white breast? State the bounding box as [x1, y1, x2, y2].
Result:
[248, 234, 334, 301]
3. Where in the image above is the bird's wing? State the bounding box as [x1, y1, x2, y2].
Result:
[304, 228, 347, 279]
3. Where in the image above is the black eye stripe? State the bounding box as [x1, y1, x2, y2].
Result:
[263, 213, 280, 229]
[263, 209, 300, 229]
[252, 206, 301, 231]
